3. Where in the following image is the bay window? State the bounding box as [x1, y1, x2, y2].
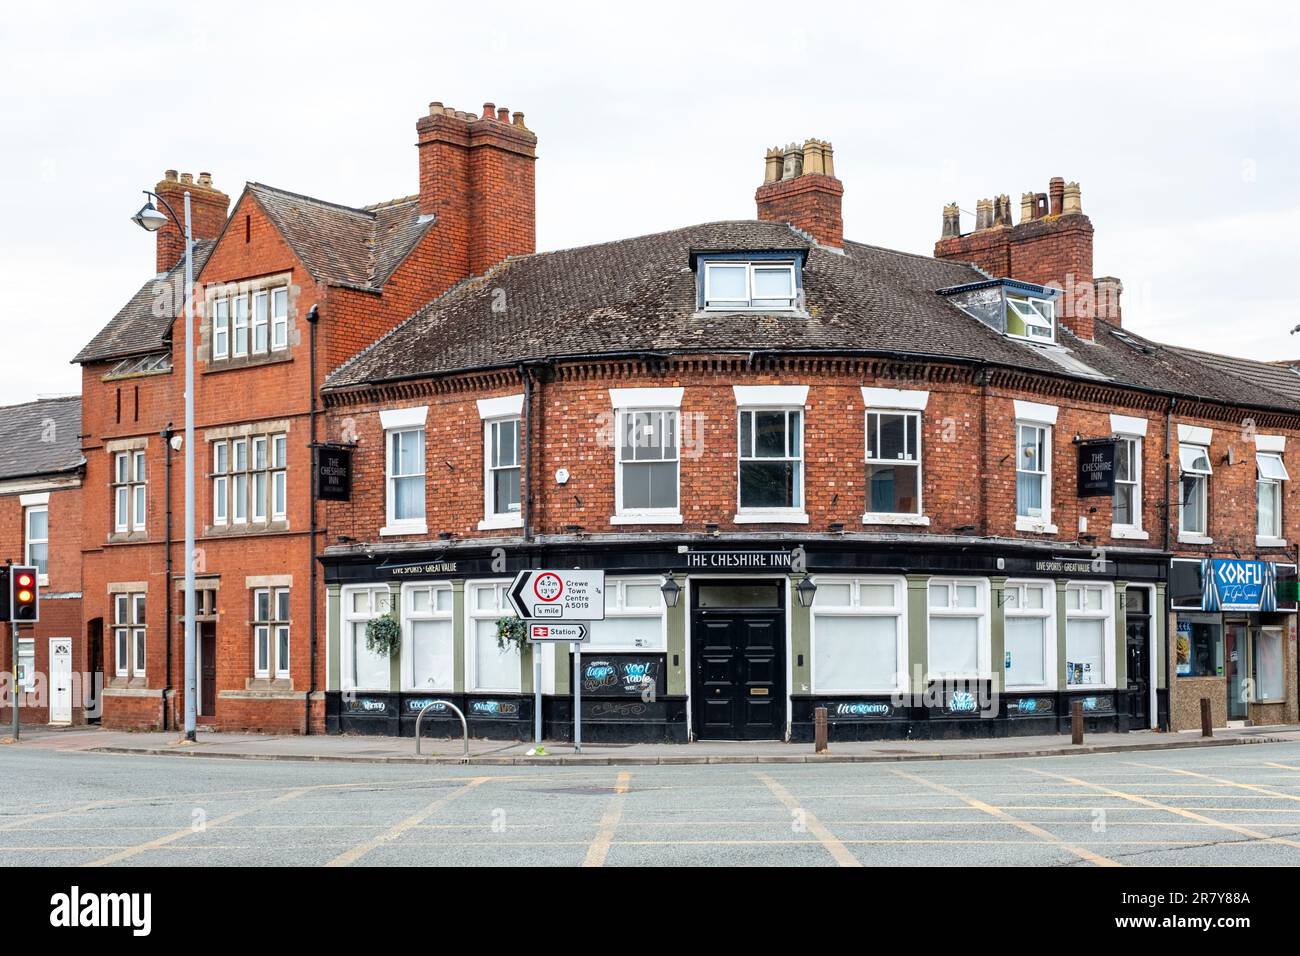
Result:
[467, 582, 521, 692]
[402, 583, 455, 691]
[927, 578, 990, 678]
[1065, 582, 1113, 687]
[1002, 581, 1054, 689]
[811, 577, 906, 693]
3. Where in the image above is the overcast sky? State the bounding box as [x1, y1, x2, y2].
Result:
[2, 1, 1298, 406]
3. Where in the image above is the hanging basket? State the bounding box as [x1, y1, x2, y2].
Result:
[365, 613, 401, 657]
[496, 615, 527, 653]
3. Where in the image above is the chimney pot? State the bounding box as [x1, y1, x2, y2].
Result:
[1049, 177, 1065, 216]
[781, 143, 803, 180]
[1062, 181, 1083, 215]
[974, 199, 993, 231]
[942, 202, 961, 239]
[197, 172, 213, 188]
[801, 139, 825, 176]
[429, 101, 443, 115]
[180, 172, 193, 185]
[482, 102, 495, 120]
[497, 106, 510, 123]
[763, 147, 783, 184]
[993, 194, 1012, 227]
[512, 111, 526, 128]
[164, 169, 178, 182]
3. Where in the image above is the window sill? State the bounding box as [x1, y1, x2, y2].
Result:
[203, 349, 293, 374]
[734, 510, 809, 525]
[1177, 532, 1213, 545]
[206, 520, 290, 537]
[1015, 517, 1058, 534]
[1256, 536, 1289, 549]
[1065, 685, 1116, 693]
[380, 521, 428, 537]
[477, 515, 523, 531]
[1111, 525, 1149, 541]
[107, 531, 150, 545]
[609, 513, 683, 526]
[861, 513, 930, 527]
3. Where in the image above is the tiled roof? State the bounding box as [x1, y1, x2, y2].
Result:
[324, 220, 1300, 416]
[1166, 345, 1300, 407]
[73, 241, 215, 365]
[0, 396, 83, 481]
[247, 184, 432, 290]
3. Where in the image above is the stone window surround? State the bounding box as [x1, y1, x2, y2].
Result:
[204, 419, 292, 536]
[201, 273, 299, 372]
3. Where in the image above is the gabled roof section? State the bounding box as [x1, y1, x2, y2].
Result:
[246, 184, 433, 290]
[0, 396, 83, 481]
[1167, 344, 1300, 407]
[73, 241, 216, 365]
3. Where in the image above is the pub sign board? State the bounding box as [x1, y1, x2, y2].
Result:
[1077, 439, 1116, 497]
[317, 446, 352, 501]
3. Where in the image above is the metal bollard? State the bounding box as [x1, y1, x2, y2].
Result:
[1071, 700, 1084, 745]
[814, 706, 829, 754]
[1200, 697, 1213, 738]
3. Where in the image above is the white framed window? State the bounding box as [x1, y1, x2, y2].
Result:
[24, 505, 48, 577]
[232, 439, 248, 524]
[737, 408, 804, 517]
[1002, 580, 1056, 689]
[253, 587, 290, 679]
[341, 585, 392, 690]
[588, 578, 667, 651]
[1015, 421, 1051, 527]
[213, 297, 230, 360]
[271, 287, 289, 351]
[1256, 452, 1288, 541]
[1065, 582, 1113, 688]
[616, 409, 680, 518]
[114, 592, 146, 679]
[1111, 434, 1146, 538]
[485, 417, 521, 519]
[702, 260, 797, 310]
[401, 583, 455, 691]
[864, 410, 922, 517]
[811, 576, 907, 693]
[213, 441, 229, 525]
[466, 581, 521, 692]
[1251, 627, 1285, 702]
[1178, 443, 1212, 538]
[16, 638, 35, 692]
[252, 290, 269, 354]
[1006, 295, 1055, 342]
[232, 294, 249, 357]
[112, 450, 147, 533]
[272, 435, 287, 520]
[252, 436, 269, 522]
[926, 578, 991, 679]
[387, 428, 425, 526]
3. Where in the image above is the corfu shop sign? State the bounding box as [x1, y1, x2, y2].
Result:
[1077, 439, 1116, 497]
[1208, 559, 1275, 612]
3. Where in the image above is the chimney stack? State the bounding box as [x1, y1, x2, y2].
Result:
[1094, 276, 1123, 327]
[756, 137, 844, 249]
[935, 176, 1098, 340]
[416, 99, 538, 278]
[152, 170, 230, 274]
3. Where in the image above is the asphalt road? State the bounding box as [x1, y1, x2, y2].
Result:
[4, 742, 1300, 866]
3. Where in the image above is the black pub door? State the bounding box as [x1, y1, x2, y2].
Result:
[1125, 587, 1151, 728]
[691, 580, 785, 740]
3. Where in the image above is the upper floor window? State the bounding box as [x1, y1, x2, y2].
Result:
[213, 434, 288, 527]
[618, 409, 680, 515]
[702, 260, 798, 311]
[739, 408, 803, 513]
[113, 450, 146, 533]
[380, 407, 428, 535]
[486, 418, 521, 519]
[1113, 436, 1142, 529]
[1006, 295, 1055, 342]
[1178, 443, 1212, 537]
[865, 410, 921, 516]
[1015, 422, 1050, 521]
[1256, 451, 1289, 541]
[24, 505, 48, 577]
[211, 285, 290, 362]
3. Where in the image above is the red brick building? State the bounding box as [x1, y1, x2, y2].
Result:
[0, 396, 87, 728]
[73, 100, 536, 733]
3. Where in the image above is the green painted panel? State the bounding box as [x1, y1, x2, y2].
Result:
[666, 591, 685, 697]
[906, 575, 929, 694]
[452, 580, 465, 694]
[990, 576, 1006, 695]
[1054, 579, 1068, 689]
[791, 577, 811, 695]
[1115, 582, 1128, 690]
[326, 584, 341, 691]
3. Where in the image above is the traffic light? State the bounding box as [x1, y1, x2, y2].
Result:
[0, 567, 8, 621]
[10, 565, 38, 623]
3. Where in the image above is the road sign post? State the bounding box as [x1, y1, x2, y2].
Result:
[509, 570, 605, 754]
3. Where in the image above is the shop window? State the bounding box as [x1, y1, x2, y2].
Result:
[811, 577, 906, 693]
[1003, 581, 1055, 688]
[1256, 452, 1289, 540]
[1065, 583, 1112, 687]
[402, 584, 454, 691]
[1179, 444, 1212, 537]
[926, 578, 990, 678]
[341, 586, 392, 690]
[1252, 628, 1285, 702]
[467, 582, 521, 692]
[587, 578, 667, 652]
[1176, 613, 1223, 678]
[864, 411, 921, 516]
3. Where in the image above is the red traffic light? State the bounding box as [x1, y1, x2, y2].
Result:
[9, 565, 38, 622]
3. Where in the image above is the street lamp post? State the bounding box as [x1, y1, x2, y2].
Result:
[132, 191, 198, 742]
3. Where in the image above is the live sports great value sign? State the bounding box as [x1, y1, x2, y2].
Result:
[508, 570, 606, 621]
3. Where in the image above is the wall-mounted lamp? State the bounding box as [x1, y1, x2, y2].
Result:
[795, 575, 818, 608]
[660, 573, 682, 608]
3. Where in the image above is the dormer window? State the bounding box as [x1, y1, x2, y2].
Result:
[1006, 295, 1055, 342]
[700, 259, 798, 311]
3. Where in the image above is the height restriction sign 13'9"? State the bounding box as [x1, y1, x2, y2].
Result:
[508, 570, 606, 621]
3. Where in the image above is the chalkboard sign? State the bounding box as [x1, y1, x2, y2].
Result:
[317, 446, 352, 501]
[580, 655, 664, 698]
[1077, 440, 1116, 497]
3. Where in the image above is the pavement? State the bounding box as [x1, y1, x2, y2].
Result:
[6, 722, 1299, 765]
[4, 740, 1300, 866]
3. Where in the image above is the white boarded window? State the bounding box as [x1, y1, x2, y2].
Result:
[341, 586, 392, 691]
[927, 578, 990, 678]
[1065, 582, 1113, 687]
[466, 582, 520, 692]
[1003, 580, 1054, 688]
[811, 577, 906, 693]
[587, 578, 666, 652]
[402, 583, 455, 691]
